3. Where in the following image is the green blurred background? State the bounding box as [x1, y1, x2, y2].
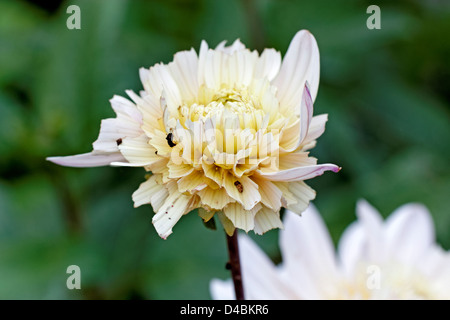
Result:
[0, 0, 449, 299]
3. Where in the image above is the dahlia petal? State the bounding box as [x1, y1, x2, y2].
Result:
[276, 152, 317, 171]
[47, 152, 125, 168]
[215, 38, 246, 54]
[197, 187, 234, 210]
[177, 170, 208, 193]
[223, 172, 261, 211]
[240, 234, 299, 299]
[385, 203, 435, 264]
[168, 48, 199, 102]
[337, 220, 366, 277]
[253, 206, 284, 235]
[152, 194, 192, 239]
[299, 83, 314, 144]
[109, 94, 143, 124]
[355, 200, 386, 262]
[126, 90, 163, 133]
[301, 114, 328, 148]
[251, 175, 282, 211]
[223, 202, 261, 233]
[132, 175, 168, 210]
[255, 48, 282, 81]
[210, 279, 234, 300]
[285, 181, 316, 215]
[168, 162, 194, 179]
[216, 211, 235, 236]
[273, 30, 320, 114]
[280, 208, 339, 293]
[116, 134, 159, 166]
[258, 163, 340, 182]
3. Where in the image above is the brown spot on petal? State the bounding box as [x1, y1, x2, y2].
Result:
[116, 138, 122, 146]
[234, 181, 243, 193]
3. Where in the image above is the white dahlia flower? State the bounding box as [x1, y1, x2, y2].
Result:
[47, 30, 340, 239]
[210, 201, 450, 299]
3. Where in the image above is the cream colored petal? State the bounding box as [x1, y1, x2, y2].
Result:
[253, 206, 284, 235]
[198, 186, 234, 210]
[177, 169, 208, 193]
[198, 207, 215, 222]
[286, 181, 316, 215]
[272, 181, 297, 208]
[202, 162, 225, 187]
[223, 202, 261, 232]
[168, 161, 194, 179]
[148, 129, 173, 156]
[152, 193, 192, 239]
[132, 175, 168, 211]
[217, 211, 235, 236]
[251, 175, 282, 211]
[168, 48, 199, 103]
[223, 172, 261, 211]
[139, 64, 182, 111]
[276, 152, 317, 171]
[115, 134, 159, 166]
[126, 90, 164, 134]
[90, 95, 143, 153]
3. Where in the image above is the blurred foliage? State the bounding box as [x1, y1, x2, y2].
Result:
[0, 0, 449, 299]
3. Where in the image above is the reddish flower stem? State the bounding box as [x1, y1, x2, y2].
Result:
[226, 231, 245, 300]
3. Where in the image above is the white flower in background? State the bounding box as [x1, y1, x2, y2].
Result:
[210, 201, 450, 299]
[47, 30, 340, 239]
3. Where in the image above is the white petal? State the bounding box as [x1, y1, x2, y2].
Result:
[254, 48, 282, 81]
[168, 48, 199, 102]
[47, 152, 125, 168]
[355, 199, 386, 263]
[238, 234, 296, 299]
[273, 30, 320, 115]
[215, 38, 246, 54]
[280, 207, 339, 297]
[337, 220, 366, 278]
[385, 203, 435, 264]
[210, 279, 234, 300]
[90, 95, 143, 153]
